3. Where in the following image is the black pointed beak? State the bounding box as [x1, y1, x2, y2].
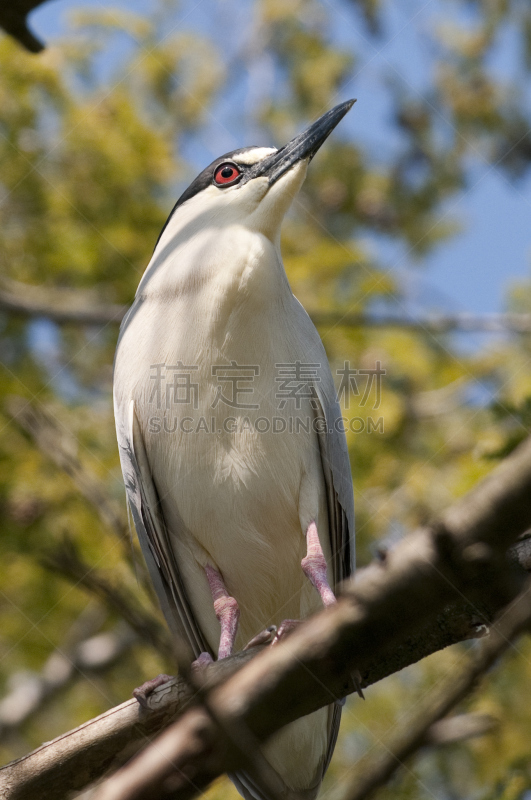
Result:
[247, 99, 356, 186]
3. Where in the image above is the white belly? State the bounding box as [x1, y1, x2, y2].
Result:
[141, 342, 331, 651]
[114, 224, 336, 791]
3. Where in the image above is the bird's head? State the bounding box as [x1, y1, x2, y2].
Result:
[156, 100, 355, 250]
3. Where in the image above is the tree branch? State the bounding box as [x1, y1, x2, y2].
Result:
[7, 398, 128, 542]
[3, 280, 531, 333]
[0, 649, 261, 800]
[2, 439, 531, 800]
[423, 713, 498, 746]
[7, 398, 174, 659]
[342, 589, 531, 800]
[309, 310, 531, 333]
[0, 1, 46, 53]
[0, 597, 491, 800]
[87, 435, 531, 800]
[41, 537, 174, 661]
[0, 618, 135, 741]
[0, 280, 127, 325]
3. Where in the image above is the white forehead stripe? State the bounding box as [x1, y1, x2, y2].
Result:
[232, 147, 277, 166]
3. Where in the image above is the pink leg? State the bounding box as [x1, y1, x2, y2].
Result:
[205, 565, 240, 659]
[191, 652, 213, 672]
[301, 521, 336, 607]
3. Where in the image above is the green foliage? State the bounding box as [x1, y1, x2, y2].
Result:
[1, 0, 531, 797]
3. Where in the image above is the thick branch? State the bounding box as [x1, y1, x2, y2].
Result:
[3, 280, 531, 333]
[2, 441, 531, 800]
[0, 605, 484, 800]
[89, 436, 531, 800]
[0, 650, 260, 800]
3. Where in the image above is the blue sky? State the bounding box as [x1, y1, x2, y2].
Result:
[30, 0, 531, 322]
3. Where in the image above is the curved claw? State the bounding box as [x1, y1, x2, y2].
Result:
[243, 626, 277, 650]
[351, 669, 365, 700]
[272, 619, 300, 645]
[133, 673, 174, 709]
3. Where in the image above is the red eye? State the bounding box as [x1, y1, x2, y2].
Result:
[214, 163, 241, 186]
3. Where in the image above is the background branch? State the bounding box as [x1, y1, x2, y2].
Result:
[6, 397, 172, 650]
[310, 310, 531, 334]
[3, 280, 531, 333]
[0, 613, 135, 741]
[0, 280, 127, 325]
[41, 536, 173, 662]
[0, 1, 46, 52]
[423, 713, 499, 746]
[7, 398, 128, 542]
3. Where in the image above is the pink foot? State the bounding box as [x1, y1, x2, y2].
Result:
[243, 626, 277, 650]
[301, 521, 336, 607]
[205, 565, 240, 659]
[133, 673, 173, 709]
[272, 619, 300, 645]
[191, 652, 214, 672]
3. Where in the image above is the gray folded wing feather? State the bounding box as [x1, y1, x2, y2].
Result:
[313, 374, 355, 787]
[314, 379, 355, 586]
[115, 399, 209, 658]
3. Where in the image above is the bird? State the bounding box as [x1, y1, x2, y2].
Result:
[113, 99, 356, 800]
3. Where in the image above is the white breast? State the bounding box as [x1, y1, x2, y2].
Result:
[114, 222, 334, 791]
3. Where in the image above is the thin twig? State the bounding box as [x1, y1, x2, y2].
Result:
[41, 536, 173, 661]
[7, 398, 128, 541]
[0, 280, 126, 325]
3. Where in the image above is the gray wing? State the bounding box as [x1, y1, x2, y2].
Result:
[314, 368, 355, 784]
[314, 379, 355, 587]
[115, 399, 210, 658]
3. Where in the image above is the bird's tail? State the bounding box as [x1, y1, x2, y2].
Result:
[230, 769, 321, 800]
[228, 702, 342, 800]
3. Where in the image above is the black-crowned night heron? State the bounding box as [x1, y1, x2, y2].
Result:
[114, 100, 356, 800]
